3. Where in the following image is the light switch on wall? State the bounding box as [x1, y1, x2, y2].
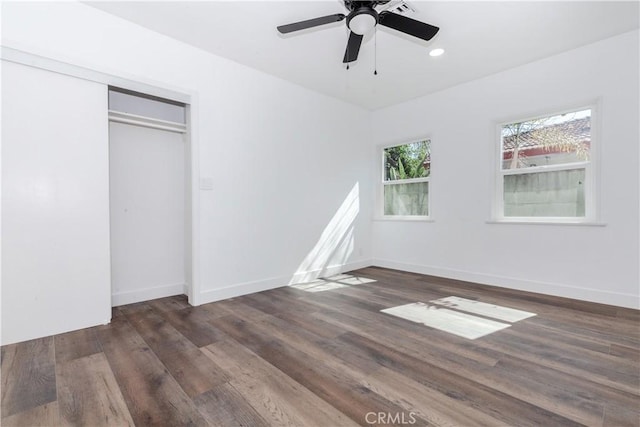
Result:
[199, 177, 214, 190]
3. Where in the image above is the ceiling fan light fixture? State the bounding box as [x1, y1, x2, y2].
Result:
[347, 7, 378, 35]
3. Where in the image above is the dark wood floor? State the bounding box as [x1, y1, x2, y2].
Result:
[2, 267, 639, 426]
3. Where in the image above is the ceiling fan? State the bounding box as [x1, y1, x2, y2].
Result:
[277, 0, 440, 64]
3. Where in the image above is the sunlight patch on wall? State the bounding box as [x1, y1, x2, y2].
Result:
[289, 183, 360, 284]
[291, 273, 376, 293]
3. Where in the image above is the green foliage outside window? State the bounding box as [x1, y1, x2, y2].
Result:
[384, 140, 431, 181]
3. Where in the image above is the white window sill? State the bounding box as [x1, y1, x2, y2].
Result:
[486, 220, 606, 227]
[374, 216, 434, 222]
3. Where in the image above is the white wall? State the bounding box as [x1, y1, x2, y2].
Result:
[371, 30, 640, 309]
[2, 4, 634, 347]
[1, 0, 372, 342]
[2, 61, 112, 344]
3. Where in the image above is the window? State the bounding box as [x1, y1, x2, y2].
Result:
[382, 139, 431, 218]
[497, 108, 594, 221]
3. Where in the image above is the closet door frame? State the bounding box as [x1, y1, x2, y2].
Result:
[1, 46, 202, 307]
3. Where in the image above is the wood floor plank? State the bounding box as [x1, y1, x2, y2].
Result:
[1, 337, 57, 418]
[212, 299, 273, 322]
[316, 312, 606, 425]
[311, 301, 501, 367]
[307, 286, 390, 312]
[406, 273, 640, 348]
[508, 319, 614, 356]
[603, 404, 640, 427]
[335, 331, 585, 426]
[408, 270, 620, 318]
[496, 354, 639, 415]
[203, 339, 359, 427]
[96, 316, 207, 426]
[527, 312, 640, 346]
[162, 306, 227, 348]
[117, 301, 155, 317]
[111, 306, 125, 318]
[249, 311, 385, 376]
[146, 294, 191, 313]
[344, 271, 640, 396]
[330, 306, 610, 424]
[159, 348, 229, 398]
[617, 307, 640, 321]
[236, 291, 291, 316]
[54, 327, 102, 363]
[499, 325, 639, 376]
[485, 329, 640, 395]
[56, 352, 134, 426]
[209, 315, 430, 426]
[242, 291, 346, 339]
[336, 283, 419, 309]
[125, 309, 197, 358]
[126, 309, 229, 397]
[203, 341, 355, 426]
[193, 383, 270, 427]
[2, 267, 637, 426]
[361, 366, 509, 427]
[530, 315, 640, 350]
[196, 300, 236, 320]
[0, 402, 60, 426]
[610, 343, 640, 362]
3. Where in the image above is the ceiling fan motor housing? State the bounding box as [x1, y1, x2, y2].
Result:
[347, 6, 379, 35]
[344, 0, 390, 10]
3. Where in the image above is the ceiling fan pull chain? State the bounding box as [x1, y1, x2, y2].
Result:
[374, 27, 378, 75]
[346, 40, 350, 70]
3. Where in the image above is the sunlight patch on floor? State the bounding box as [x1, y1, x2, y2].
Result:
[430, 296, 536, 322]
[291, 274, 376, 293]
[382, 302, 511, 339]
[381, 297, 537, 340]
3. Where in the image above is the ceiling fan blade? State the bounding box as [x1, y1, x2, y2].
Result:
[343, 32, 364, 63]
[277, 13, 345, 34]
[378, 11, 439, 41]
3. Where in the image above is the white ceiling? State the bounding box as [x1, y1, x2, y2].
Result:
[87, 1, 639, 110]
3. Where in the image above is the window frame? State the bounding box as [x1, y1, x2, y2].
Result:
[493, 103, 599, 224]
[377, 138, 432, 221]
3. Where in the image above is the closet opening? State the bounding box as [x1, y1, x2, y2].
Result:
[108, 87, 192, 307]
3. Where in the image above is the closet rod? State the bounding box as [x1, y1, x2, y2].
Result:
[108, 110, 187, 134]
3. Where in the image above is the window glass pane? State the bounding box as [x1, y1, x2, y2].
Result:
[384, 140, 431, 181]
[384, 182, 429, 216]
[501, 109, 590, 170]
[504, 169, 585, 217]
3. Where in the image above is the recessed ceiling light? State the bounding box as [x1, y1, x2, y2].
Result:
[429, 48, 445, 57]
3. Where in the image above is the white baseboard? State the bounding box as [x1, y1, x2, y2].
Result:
[288, 259, 373, 285]
[371, 259, 640, 310]
[197, 259, 373, 306]
[111, 283, 186, 307]
[109, 260, 638, 310]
